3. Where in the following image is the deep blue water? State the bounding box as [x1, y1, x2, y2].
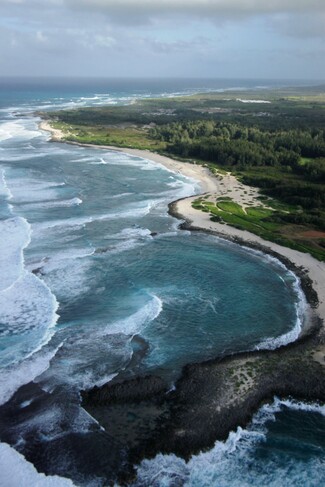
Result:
[0, 79, 324, 487]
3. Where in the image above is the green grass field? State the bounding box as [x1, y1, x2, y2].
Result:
[192, 197, 325, 261]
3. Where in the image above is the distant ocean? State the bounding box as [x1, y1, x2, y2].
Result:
[0, 78, 324, 487]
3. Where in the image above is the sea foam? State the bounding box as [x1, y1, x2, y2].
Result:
[99, 226, 153, 255]
[0, 217, 59, 367]
[21, 197, 82, 210]
[254, 269, 306, 350]
[6, 177, 64, 204]
[0, 345, 61, 406]
[0, 272, 59, 337]
[225, 243, 308, 351]
[0, 442, 75, 486]
[0, 217, 31, 291]
[0, 168, 13, 200]
[0, 120, 42, 142]
[133, 397, 325, 487]
[104, 294, 163, 337]
[33, 199, 162, 233]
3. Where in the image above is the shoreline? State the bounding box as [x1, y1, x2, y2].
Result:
[39, 120, 217, 193]
[40, 118, 325, 483]
[171, 196, 325, 328]
[40, 119, 325, 339]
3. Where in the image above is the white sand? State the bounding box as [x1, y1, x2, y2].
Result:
[39, 121, 64, 141]
[40, 120, 325, 332]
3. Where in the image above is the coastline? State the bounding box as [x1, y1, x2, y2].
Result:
[40, 118, 325, 483]
[39, 119, 325, 339]
[39, 121, 217, 193]
[172, 196, 325, 325]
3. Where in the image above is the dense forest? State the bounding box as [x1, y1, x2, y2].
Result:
[150, 121, 325, 176]
[150, 120, 325, 223]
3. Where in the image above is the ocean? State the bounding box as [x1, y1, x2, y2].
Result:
[0, 78, 324, 486]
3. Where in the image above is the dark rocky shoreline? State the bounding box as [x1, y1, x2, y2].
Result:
[82, 323, 325, 485]
[79, 199, 325, 485]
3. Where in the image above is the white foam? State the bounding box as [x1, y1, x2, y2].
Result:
[134, 397, 325, 487]
[70, 156, 100, 163]
[0, 345, 61, 406]
[34, 95, 119, 111]
[6, 178, 63, 204]
[145, 176, 199, 203]
[271, 397, 325, 415]
[33, 199, 161, 232]
[106, 226, 152, 240]
[0, 120, 42, 142]
[0, 216, 60, 367]
[20, 399, 33, 409]
[101, 239, 145, 255]
[18, 404, 63, 440]
[106, 153, 162, 171]
[173, 179, 200, 200]
[89, 157, 107, 165]
[0, 168, 13, 200]
[0, 442, 75, 486]
[227, 243, 308, 351]
[255, 270, 306, 351]
[0, 217, 31, 291]
[41, 258, 93, 300]
[97, 227, 153, 255]
[21, 197, 82, 210]
[36, 247, 95, 275]
[35, 329, 130, 391]
[30, 247, 95, 300]
[109, 192, 133, 199]
[236, 98, 271, 104]
[166, 180, 184, 188]
[104, 294, 163, 336]
[33, 214, 108, 231]
[1, 152, 50, 162]
[0, 272, 58, 337]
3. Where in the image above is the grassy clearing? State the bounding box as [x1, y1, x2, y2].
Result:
[192, 197, 325, 260]
[52, 121, 165, 151]
[217, 201, 246, 216]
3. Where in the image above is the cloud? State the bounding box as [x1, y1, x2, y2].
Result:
[271, 12, 325, 39]
[1, 0, 325, 78]
[141, 36, 212, 54]
[2, 1, 325, 34]
[64, 0, 325, 17]
[2, 0, 25, 4]
[36, 30, 48, 43]
[2, 0, 325, 11]
[60, 0, 325, 31]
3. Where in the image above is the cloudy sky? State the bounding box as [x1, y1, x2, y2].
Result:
[1, 0, 325, 79]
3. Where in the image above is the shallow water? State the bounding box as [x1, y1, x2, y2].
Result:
[0, 79, 323, 486]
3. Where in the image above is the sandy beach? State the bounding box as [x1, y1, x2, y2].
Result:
[40, 120, 325, 340]
[39, 121, 217, 193]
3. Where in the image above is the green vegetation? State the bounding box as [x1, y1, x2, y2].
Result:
[50, 120, 165, 150]
[193, 197, 325, 260]
[41, 85, 325, 260]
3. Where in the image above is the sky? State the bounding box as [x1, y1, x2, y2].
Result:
[0, 0, 325, 79]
